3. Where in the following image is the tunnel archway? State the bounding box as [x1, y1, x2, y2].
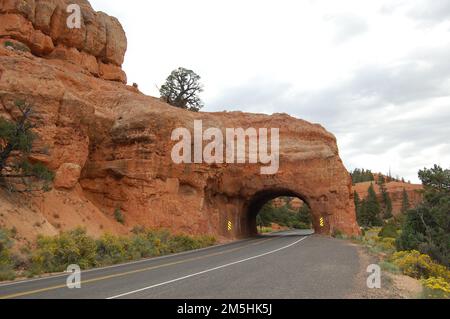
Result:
[242, 188, 318, 236]
[255, 195, 314, 235]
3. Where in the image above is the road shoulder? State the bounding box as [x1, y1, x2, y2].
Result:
[346, 241, 422, 299]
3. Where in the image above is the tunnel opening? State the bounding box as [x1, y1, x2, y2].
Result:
[256, 197, 313, 235]
[244, 188, 315, 236]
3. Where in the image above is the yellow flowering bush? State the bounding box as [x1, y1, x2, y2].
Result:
[422, 277, 450, 299]
[375, 237, 396, 252]
[391, 250, 434, 279]
[391, 250, 450, 280]
[28, 228, 216, 276]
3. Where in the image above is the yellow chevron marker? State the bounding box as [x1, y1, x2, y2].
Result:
[320, 217, 325, 227]
[227, 221, 232, 231]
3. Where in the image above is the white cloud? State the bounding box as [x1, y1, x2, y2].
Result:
[89, 0, 450, 183]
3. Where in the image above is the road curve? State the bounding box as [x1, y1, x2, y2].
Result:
[0, 230, 361, 299]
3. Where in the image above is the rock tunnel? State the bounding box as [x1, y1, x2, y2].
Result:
[80, 109, 363, 240]
[243, 188, 314, 236]
[213, 174, 361, 240]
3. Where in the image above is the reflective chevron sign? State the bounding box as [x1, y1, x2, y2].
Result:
[227, 221, 232, 231]
[319, 217, 325, 228]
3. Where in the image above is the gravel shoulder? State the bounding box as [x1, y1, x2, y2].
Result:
[346, 241, 422, 299]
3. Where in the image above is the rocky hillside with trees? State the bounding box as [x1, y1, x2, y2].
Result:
[349, 165, 449, 298]
[351, 169, 423, 217]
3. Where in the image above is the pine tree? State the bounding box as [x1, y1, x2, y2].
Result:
[383, 194, 393, 219]
[366, 184, 383, 226]
[401, 188, 410, 214]
[355, 191, 368, 227]
[377, 175, 393, 219]
[159, 67, 204, 112]
[357, 199, 368, 226]
[350, 168, 375, 184]
[397, 165, 450, 266]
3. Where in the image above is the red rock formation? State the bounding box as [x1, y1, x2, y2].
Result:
[0, 0, 127, 83]
[353, 181, 423, 216]
[0, 0, 360, 241]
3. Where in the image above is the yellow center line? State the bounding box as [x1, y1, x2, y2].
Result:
[0, 237, 276, 299]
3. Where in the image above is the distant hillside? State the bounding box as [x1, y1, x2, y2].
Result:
[353, 181, 423, 216]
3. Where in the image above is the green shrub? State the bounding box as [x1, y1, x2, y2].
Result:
[31, 228, 97, 274]
[168, 235, 200, 253]
[375, 237, 397, 253]
[168, 234, 216, 253]
[257, 201, 312, 230]
[144, 229, 171, 255]
[128, 233, 157, 259]
[0, 229, 15, 281]
[4, 40, 30, 52]
[332, 229, 345, 239]
[396, 165, 450, 267]
[95, 233, 129, 265]
[379, 221, 398, 238]
[114, 208, 125, 224]
[7, 227, 217, 280]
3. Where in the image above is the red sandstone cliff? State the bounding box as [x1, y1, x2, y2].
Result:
[352, 181, 423, 216]
[0, 0, 360, 243]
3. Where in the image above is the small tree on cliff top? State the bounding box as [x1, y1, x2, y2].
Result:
[0, 100, 53, 191]
[160, 67, 204, 112]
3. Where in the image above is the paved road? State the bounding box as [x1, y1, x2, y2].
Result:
[0, 230, 362, 299]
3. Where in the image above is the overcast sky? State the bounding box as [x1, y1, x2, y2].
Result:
[90, 0, 450, 183]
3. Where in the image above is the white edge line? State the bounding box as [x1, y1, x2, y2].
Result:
[107, 236, 309, 299]
[0, 236, 262, 288]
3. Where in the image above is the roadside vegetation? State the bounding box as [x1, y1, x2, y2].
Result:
[0, 227, 216, 281]
[344, 165, 450, 299]
[0, 228, 16, 281]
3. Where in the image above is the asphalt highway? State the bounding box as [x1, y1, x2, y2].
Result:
[0, 230, 361, 299]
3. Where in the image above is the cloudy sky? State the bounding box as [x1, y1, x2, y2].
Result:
[90, 0, 450, 183]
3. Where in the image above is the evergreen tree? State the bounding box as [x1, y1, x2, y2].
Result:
[377, 175, 393, 219]
[381, 191, 393, 219]
[0, 100, 53, 191]
[366, 184, 383, 226]
[397, 165, 450, 266]
[401, 188, 410, 214]
[159, 67, 204, 112]
[350, 168, 374, 184]
[357, 198, 368, 227]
